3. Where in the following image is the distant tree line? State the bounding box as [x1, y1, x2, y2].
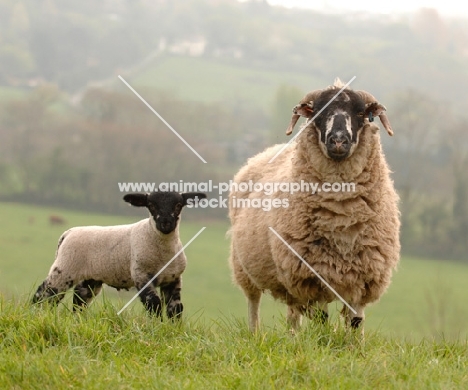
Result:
[1, 84, 467, 259]
[0, 85, 267, 216]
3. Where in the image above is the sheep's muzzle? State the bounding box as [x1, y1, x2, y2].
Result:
[326, 131, 352, 161]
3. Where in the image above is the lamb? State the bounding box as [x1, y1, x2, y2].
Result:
[33, 191, 206, 318]
[228, 79, 400, 332]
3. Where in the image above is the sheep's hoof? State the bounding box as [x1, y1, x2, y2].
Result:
[350, 317, 363, 329]
[167, 302, 183, 320]
[314, 309, 329, 325]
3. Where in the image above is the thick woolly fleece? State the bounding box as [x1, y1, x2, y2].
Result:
[229, 121, 400, 312]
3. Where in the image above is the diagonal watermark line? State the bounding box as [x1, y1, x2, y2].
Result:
[117, 227, 206, 315]
[268, 227, 357, 315]
[118, 75, 207, 163]
[268, 76, 356, 163]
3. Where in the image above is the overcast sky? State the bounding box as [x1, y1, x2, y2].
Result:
[263, 0, 468, 17]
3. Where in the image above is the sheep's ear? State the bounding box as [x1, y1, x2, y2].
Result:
[286, 103, 314, 135]
[181, 192, 206, 206]
[364, 102, 386, 119]
[364, 102, 393, 136]
[123, 193, 148, 207]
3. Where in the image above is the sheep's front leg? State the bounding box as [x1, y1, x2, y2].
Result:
[32, 280, 66, 305]
[73, 279, 103, 310]
[136, 278, 162, 317]
[161, 278, 183, 320]
[341, 303, 365, 330]
[32, 269, 74, 305]
[230, 251, 262, 332]
[247, 290, 262, 332]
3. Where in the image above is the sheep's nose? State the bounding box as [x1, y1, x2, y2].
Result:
[330, 136, 348, 149]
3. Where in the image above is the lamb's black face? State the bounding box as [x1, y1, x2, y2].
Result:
[312, 90, 366, 161]
[146, 192, 184, 235]
[123, 191, 207, 235]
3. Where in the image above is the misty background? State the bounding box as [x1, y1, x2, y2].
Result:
[0, 0, 467, 261]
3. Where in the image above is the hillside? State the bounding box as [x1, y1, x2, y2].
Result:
[1, 202, 468, 340]
[129, 55, 319, 110]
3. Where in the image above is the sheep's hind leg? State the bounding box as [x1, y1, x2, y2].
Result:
[306, 301, 329, 324]
[161, 278, 183, 320]
[287, 305, 303, 331]
[32, 279, 67, 305]
[73, 279, 103, 310]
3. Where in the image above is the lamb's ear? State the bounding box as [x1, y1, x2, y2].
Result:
[123, 193, 148, 207]
[181, 192, 207, 206]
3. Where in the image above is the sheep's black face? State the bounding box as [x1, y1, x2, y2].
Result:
[146, 192, 184, 234]
[123, 191, 207, 235]
[312, 90, 366, 161]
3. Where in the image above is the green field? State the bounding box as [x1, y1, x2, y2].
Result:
[1, 201, 467, 340]
[1, 300, 467, 389]
[1, 202, 467, 388]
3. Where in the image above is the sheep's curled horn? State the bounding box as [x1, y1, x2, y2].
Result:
[285, 88, 394, 137]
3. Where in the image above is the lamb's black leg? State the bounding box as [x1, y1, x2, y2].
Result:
[73, 279, 103, 310]
[136, 280, 162, 317]
[32, 280, 66, 305]
[161, 278, 183, 320]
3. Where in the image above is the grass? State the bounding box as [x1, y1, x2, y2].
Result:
[0, 297, 467, 389]
[1, 201, 468, 341]
[1, 201, 468, 388]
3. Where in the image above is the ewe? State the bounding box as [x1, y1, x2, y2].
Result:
[229, 79, 400, 331]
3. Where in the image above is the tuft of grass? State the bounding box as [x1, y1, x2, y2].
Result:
[0, 296, 467, 389]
